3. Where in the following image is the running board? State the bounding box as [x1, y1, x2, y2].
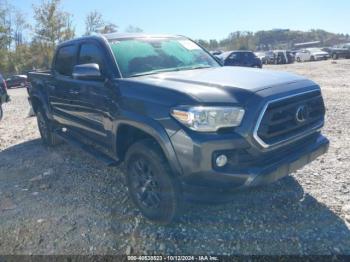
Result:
[55, 130, 120, 166]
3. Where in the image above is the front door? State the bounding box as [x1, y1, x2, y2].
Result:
[66, 40, 118, 147]
[50, 44, 80, 129]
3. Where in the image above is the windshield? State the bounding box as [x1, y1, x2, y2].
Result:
[108, 37, 220, 77]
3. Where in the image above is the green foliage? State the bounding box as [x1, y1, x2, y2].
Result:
[33, 0, 74, 45]
[0, 0, 76, 75]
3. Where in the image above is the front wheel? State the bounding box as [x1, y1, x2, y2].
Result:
[36, 108, 61, 146]
[125, 139, 183, 224]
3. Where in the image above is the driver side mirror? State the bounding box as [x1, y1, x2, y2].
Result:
[73, 63, 103, 81]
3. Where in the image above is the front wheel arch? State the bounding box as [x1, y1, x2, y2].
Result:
[114, 120, 183, 177]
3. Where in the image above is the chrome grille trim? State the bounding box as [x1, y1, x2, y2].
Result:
[253, 89, 324, 150]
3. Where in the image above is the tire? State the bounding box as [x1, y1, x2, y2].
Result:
[332, 53, 338, 60]
[36, 108, 61, 146]
[0, 105, 3, 121]
[296, 57, 301, 62]
[125, 139, 183, 224]
[310, 56, 315, 62]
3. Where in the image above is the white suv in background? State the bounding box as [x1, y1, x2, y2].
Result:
[295, 48, 330, 62]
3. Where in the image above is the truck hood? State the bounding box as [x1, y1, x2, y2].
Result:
[138, 67, 306, 91]
[126, 66, 314, 103]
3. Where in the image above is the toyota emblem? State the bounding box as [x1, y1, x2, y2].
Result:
[296, 105, 308, 123]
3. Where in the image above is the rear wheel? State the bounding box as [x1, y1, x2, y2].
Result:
[296, 57, 301, 62]
[125, 139, 183, 224]
[310, 56, 315, 61]
[36, 108, 61, 146]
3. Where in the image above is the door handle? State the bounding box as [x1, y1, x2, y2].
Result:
[69, 90, 80, 95]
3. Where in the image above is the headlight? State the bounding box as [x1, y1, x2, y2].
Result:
[171, 106, 245, 132]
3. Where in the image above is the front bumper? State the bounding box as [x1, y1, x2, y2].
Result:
[171, 131, 329, 198]
[243, 135, 328, 187]
[315, 55, 329, 60]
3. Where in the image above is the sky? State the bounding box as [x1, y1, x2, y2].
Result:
[10, 0, 350, 40]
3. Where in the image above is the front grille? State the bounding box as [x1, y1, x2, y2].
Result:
[255, 90, 325, 146]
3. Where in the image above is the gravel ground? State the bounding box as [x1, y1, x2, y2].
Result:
[0, 60, 349, 255]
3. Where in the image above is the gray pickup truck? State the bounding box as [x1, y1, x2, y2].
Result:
[28, 34, 329, 224]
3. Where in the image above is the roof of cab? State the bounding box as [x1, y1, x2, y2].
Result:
[103, 33, 182, 40]
[57, 33, 183, 47]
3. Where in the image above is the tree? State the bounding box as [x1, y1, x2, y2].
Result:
[99, 22, 118, 34]
[62, 13, 75, 41]
[13, 10, 30, 48]
[125, 25, 143, 33]
[85, 11, 118, 35]
[33, 0, 75, 45]
[85, 10, 104, 35]
[208, 39, 219, 50]
[31, 0, 75, 70]
[0, 0, 12, 51]
[84, 11, 118, 35]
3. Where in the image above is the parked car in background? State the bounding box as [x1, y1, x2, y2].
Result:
[210, 50, 222, 56]
[218, 50, 262, 68]
[0, 73, 10, 120]
[323, 45, 350, 60]
[28, 33, 329, 223]
[6, 74, 28, 88]
[255, 51, 275, 64]
[254, 52, 269, 64]
[295, 48, 329, 62]
[272, 50, 295, 64]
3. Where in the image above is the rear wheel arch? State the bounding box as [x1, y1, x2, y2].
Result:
[30, 94, 52, 120]
[31, 96, 43, 114]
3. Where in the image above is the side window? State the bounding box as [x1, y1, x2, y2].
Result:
[245, 52, 255, 61]
[78, 43, 106, 74]
[229, 53, 238, 61]
[55, 45, 76, 76]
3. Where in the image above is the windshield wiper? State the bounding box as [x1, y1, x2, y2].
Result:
[128, 65, 212, 78]
[128, 68, 182, 78]
[187, 65, 212, 70]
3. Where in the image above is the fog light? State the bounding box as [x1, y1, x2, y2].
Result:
[216, 154, 228, 167]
